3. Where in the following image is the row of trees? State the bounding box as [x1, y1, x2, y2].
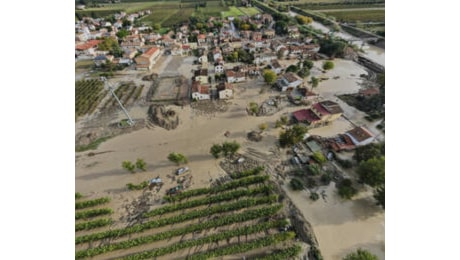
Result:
[122, 159, 147, 173]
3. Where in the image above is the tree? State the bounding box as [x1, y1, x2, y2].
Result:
[319, 38, 348, 58]
[337, 179, 357, 199]
[153, 23, 161, 31]
[263, 69, 277, 86]
[312, 152, 327, 165]
[323, 61, 335, 70]
[116, 29, 129, 39]
[167, 152, 188, 165]
[343, 248, 378, 260]
[248, 102, 259, 115]
[122, 161, 136, 173]
[286, 64, 299, 73]
[279, 125, 308, 147]
[222, 141, 240, 156]
[135, 158, 146, 171]
[373, 185, 385, 209]
[298, 67, 310, 78]
[356, 156, 385, 187]
[295, 15, 313, 25]
[290, 178, 304, 190]
[210, 144, 223, 159]
[307, 164, 321, 176]
[353, 143, 384, 163]
[309, 76, 319, 92]
[303, 59, 314, 70]
[122, 19, 132, 27]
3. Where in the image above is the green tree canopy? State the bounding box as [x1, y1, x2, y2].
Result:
[279, 125, 308, 147]
[357, 156, 385, 187]
[373, 185, 385, 209]
[135, 158, 146, 171]
[295, 15, 313, 25]
[286, 64, 299, 73]
[323, 61, 335, 70]
[167, 152, 188, 165]
[303, 59, 314, 70]
[353, 143, 385, 163]
[263, 69, 277, 85]
[343, 248, 378, 260]
[116, 29, 129, 39]
[337, 179, 357, 199]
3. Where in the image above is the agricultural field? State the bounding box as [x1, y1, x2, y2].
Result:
[294, 3, 384, 10]
[75, 195, 114, 233]
[75, 79, 108, 119]
[237, 6, 261, 16]
[221, 6, 246, 17]
[319, 9, 385, 22]
[75, 168, 303, 259]
[101, 81, 144, 111]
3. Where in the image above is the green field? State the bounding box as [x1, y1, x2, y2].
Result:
[221, 6, 245, 17]
[294, 3, 384, 10]
[320, 9, 385, 22]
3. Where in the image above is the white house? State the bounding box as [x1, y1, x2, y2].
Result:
[191, 81, 210, 100]
[217, 82, 234, 99]
[225, 70, 246, 83]
[276, 72, 303, 91]
[254, 52, 277, 65]
[214, 62, 225, 73]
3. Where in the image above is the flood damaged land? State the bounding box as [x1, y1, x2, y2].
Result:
[75, 4, 384, 259]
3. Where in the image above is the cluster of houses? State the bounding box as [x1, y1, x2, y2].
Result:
[75, 10, 322, 84]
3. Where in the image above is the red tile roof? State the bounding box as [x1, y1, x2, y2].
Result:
[293, 109, 320, 123]
[143, 47, 159, 57]
[312, 103, 331, 117]
[346, 126, 374, 143]
[75, 40, 102, 50]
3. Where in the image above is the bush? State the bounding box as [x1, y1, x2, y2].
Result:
[320, 173, 332, 185]
[336, 158, 353, 169]
[210, 144, 223, 158]
[312, 152, 327, 165]
[135, 158, 147, 171]
[306, 177, 317, 188]
[259, 123, 268, 131]
[122, 161, 136, 173]
[249, 102, 259, 115]
[310, 192, 319, 201]
[290, 178, 304, 190]
[323, 61, 335, 70]
[337, 179, 357, 199]
[167, 152, 188, 165]
[307, 164, 321, 176]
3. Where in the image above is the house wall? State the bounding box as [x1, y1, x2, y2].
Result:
[195, 76, 209, 84]
[192, 92, 210, 100]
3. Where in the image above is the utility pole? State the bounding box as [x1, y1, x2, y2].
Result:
[100, 77, 135, 126]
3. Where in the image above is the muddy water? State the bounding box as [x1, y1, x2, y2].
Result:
[301, 19, 385, 66]
[282, 181, 385, 260]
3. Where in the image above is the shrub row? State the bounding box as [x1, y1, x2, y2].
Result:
[164, 175, 270, 202]
[143, 185, 272, 218]
[187, 232, 296, 260]
[75, 197, 110, 210]
[75, 195, 277, 244]
[75, 208, 113, 220]
[122, 220, 287, 259]
[76, 204, 283, 258]
[75, 218, 112, 232]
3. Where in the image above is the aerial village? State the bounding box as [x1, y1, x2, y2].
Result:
[75, 2, 385, 259]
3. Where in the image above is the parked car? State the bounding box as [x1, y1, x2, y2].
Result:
[175, 167, 190, 175]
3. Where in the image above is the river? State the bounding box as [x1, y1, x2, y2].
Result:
[288, 12, 385, 66]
